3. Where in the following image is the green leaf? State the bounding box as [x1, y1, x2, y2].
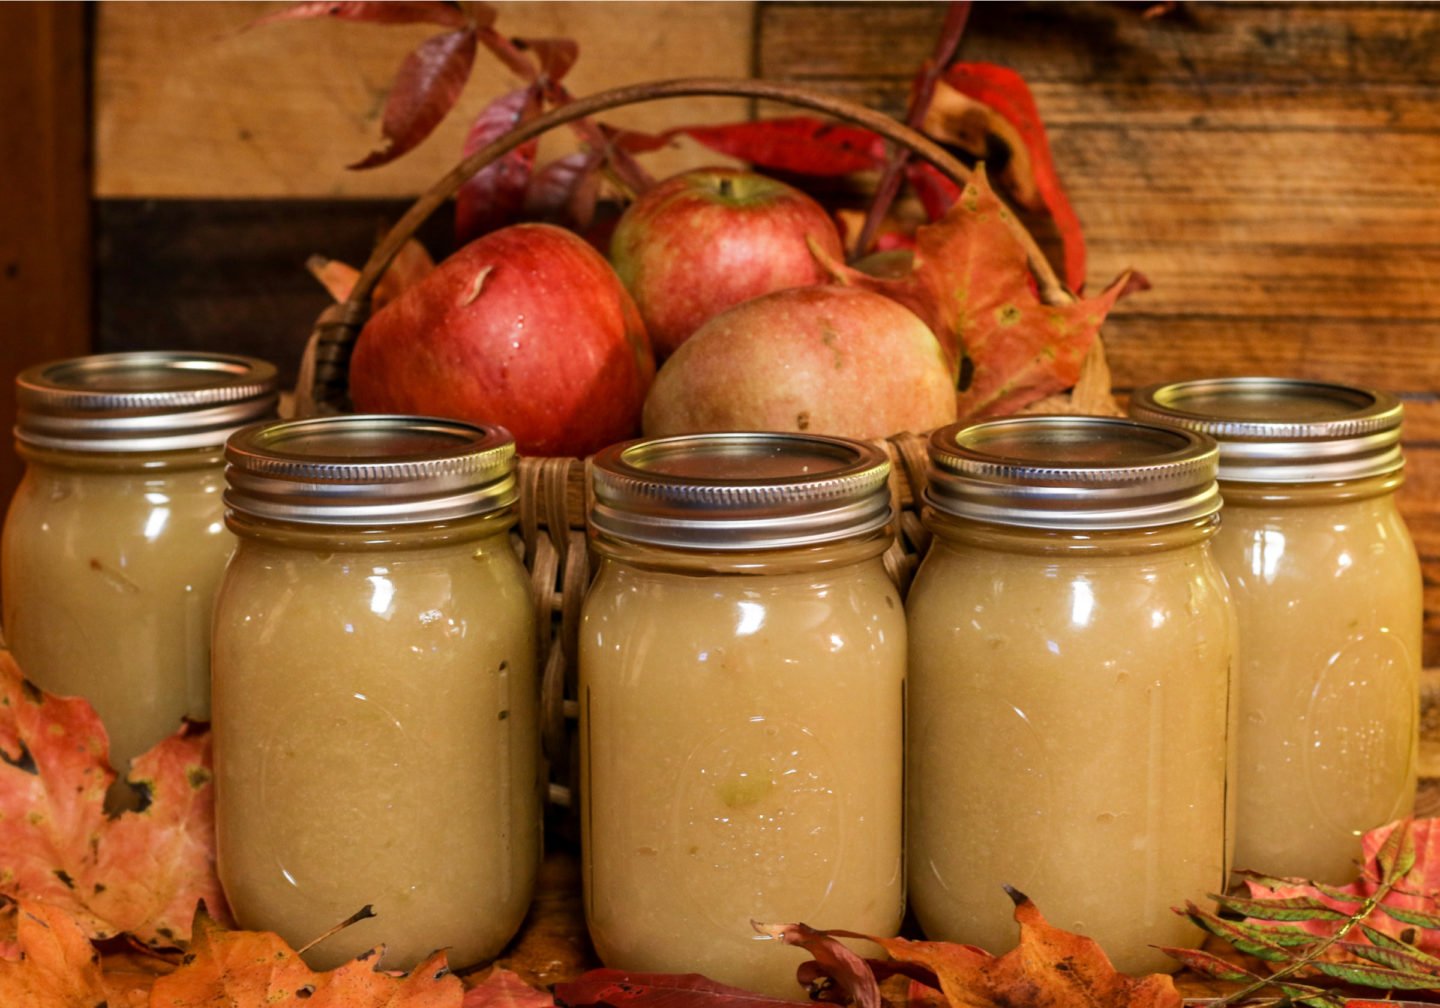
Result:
[1309, 957, 1440, 991]
[1375, 902, 1440, 930]
[1337, 939, 1440, 978]
[1231, 870, 1366, 904]
[1183, 903, 1320, 961]
[1374, 820, 1418, 883]
[1359, 923, 1431, 955]
[1154, 945, 1256, 983]
[1213, 893, 1350, 922]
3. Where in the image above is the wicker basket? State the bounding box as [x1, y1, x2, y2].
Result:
[292, 76, 1105, 809]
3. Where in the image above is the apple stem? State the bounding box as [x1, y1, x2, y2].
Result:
[718, 177, 735, 199]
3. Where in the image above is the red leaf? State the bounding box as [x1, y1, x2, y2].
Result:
[554, 969, 798, 1008]
[514, 37, 579, 83]
[669, 118, 885, 176]
[350, 28, 478, 170]
[249, 1, 470, 29]
[753, 923, 882, 1008]
[524, 149, 605, 230]
[926, 63, 1086, 290]
[815, 168, 1137, 421]
[0, 651, 230, 948]
[455, 86, 544, 243]
[463, 968, 556, 1008]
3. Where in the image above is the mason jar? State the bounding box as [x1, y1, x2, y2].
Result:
[906, 416, 1233, 975]
[580, 432, 905, 999]
[1131, 377, 1420, 883]
[212, 415, 540, 971]
[1, 351, 276, 777]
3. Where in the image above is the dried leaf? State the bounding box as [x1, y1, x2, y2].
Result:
[455, 86, 544, 242]
[0, 651, 229, 948]
[463, 968, 557, 1008]
[514, 37, 579, 83]
[926, 64, 1086, 291]
[150, 907, 464, 1007]
[814, 168, 1139, 421]
[554, 969, 799, 1008]
[307, 239, 436, 308]
[0, 901, 109, 1007]
[350, 28, 479, 170]
[752, 922, 882, 1008]
[669, 118, 885, 176]
[1152, 946, 1257, 984]
[250, 1, 470, 30]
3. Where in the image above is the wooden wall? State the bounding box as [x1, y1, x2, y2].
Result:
[7, 1, 1440, 666]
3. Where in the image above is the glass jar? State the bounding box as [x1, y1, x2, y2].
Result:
[212, 415, 540, 971]
[580, 432, 905, 999]
[1131, 378, 1420, 883]
[906, 416, 1233, 976]
[1, 351, 277, 777]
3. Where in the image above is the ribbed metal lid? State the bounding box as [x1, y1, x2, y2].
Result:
[589, 432, 892, 550]
[15, 351, 278, 452]
[1128, 377, 1404, 483]
[926, 415, 1221, 530]
[224, 415, 517, 525]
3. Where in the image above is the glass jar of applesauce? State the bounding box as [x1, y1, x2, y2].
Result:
[1130, 378, 1420, 883]
[212, 415, 539, 971]
[2, 352, 277, 777]
[906, 416, 1233, 976]
[581, 433, 905, 999]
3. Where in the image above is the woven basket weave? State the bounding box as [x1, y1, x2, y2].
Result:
[292, 77, 1098, 807]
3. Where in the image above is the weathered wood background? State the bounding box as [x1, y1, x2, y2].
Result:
[4, 3, 1440, 677]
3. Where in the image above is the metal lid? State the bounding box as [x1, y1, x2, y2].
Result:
[1128, 377, 1404, 483]
[589, 432, 893, 550]
[224, 415, 517, 525]
[926, 415, 1221, 530]
[15, 351, 278, 453]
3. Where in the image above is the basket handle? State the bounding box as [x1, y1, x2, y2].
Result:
[296, 75, 1073, 414]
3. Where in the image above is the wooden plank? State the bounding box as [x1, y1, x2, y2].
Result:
[0, 3, 92, 535]
[93, 1, 757, 199]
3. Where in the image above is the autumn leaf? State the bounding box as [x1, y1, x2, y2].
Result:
[925, 64, 1086, 291]
[669, 117, 886, 177]
[250, 1, 471, 31]
[150, 907, 465, 1007]
[0, 650, 230, 948]
[307, 238, 437, 307]
[815, 167, 1142, 421]
[0, 901, 109, 1008]
[464, 967, 559, 1008]
[351, 27, 480, 170]
[554, 969, 801, 1008]
[455, 86, 546, 242]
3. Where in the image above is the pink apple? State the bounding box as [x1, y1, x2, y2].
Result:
[642, 285, 957, 440]
[349, 223, 654, 458]
[609, 168, 846, 359]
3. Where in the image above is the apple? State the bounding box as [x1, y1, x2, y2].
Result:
[609, 167, 846, 359]
[349, 223, 654, 458]
[642, 285, 957, 440]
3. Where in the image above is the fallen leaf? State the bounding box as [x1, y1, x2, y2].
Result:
[307, 238, 436, 307]
[814, 168, 1141, 421]
[464, 967, 557, 1008]
[150, 907, 465, 1007]
[350, 28, 479, 170]
[0, 901, 109, 1008]
[555, 969, 799, 1008]
[0, 650, 230, 948]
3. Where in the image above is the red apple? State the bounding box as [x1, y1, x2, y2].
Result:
[609, 168, 846, 359]
[349, 223, 654, 458]
[642, 285, 957, 440]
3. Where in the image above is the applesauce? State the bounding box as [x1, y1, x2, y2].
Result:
[581, 433, 905, 999]
[1131, 378, 1420, 883]
[906, 417, 1233, 976]
[212, 415, 540, 971]
[1, 352, 276, 777]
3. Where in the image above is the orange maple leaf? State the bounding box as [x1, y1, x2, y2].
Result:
[0, 900, 112, 1008]
[150, 907, 466, 1007]
[0, 650, 230, 948]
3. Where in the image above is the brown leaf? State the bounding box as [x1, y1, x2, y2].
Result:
[815, 168, 1139, 421]
[514, 37, 580, 83]
[350, 28, 479, 170]
[308, 239, 436, 307]
[0, 901, 109, 1008]
[0, 650, 230, 948]
[149, 907, 465, 1007]
[249, 1, 470, 30]
[554, 969, 799, 1008]
[752, 922, 882, 1008]
[870, 890, 1182, 1008]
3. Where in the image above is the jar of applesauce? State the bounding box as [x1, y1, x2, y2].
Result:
[581, 432, 905, 999]
[212, 415, 539, 971]
[2, 351, 277, 777]
[906, 416, 1232, 975]
[1130, 378, 1420, 883]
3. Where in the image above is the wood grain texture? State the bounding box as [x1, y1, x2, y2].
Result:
[93, 1, 756, 198]
[0, 3, 92, 554]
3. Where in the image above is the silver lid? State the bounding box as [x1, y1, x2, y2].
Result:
[1129, 377, 1404, 483]
[926, 415, 1221, 530]
[590, 432, 892, 550]
[15, 351, 278, 453]
[224, 415, 517, 525]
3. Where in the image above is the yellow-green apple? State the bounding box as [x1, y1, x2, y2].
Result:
[642, 285, 957, 440]
[609, 168, 846, 359]
[349, 223, 654, 458]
